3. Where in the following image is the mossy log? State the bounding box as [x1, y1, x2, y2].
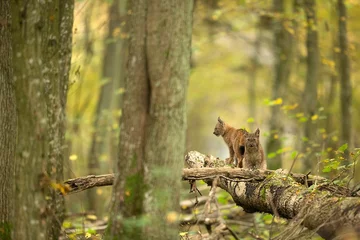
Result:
[63, 151, 360, 239]
[183, 151, 359, 240]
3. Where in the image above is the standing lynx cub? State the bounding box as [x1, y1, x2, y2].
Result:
[243, 128, 266, 170]
[213, 117, 247, 167]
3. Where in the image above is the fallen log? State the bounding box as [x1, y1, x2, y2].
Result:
[183, 151, 360, 240]
[63, 151, 360, 239]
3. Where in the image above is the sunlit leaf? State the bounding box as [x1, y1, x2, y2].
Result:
[86, 215, 97, 221]
[311, 114, 318, 121]
[338, 143, 348, 152]
[247, 117, 255, 123]
[115, 88, 125, 95]
[166, 211, 178, 223]
[268, 152, 277, 159]
[62, 221, 72, 229]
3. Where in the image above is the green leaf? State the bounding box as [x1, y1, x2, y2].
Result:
[299, 117, 308, 122]
[262, 214, 273, 224]
[247, 117, 255, 123]
[268, 152, 277, 159]
[291, 151, 298, 159]
[338, 143, 348, 152]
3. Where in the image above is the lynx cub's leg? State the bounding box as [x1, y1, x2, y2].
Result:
[235, 153, 244, 168]
[226, 147, 235, 165]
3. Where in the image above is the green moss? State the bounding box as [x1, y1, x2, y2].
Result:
[0, 222, 12, 240]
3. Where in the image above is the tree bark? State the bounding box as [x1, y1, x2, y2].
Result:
[184, 152, 360, 240]
[63, 150, 359, 240]
[63, 169, 329, 195]
[11, 1, 74, 239]
[87, 0, 125, 216]
[0, 1, 17, 238]
[267, 0, 294, 169]
[248, 24, 262, 129]
[107, 0, 148, 239]
[337, 0, 352, 161]
[144, 1, 193, 239]
[302, 0, 320, 171]
[107, 1, 194, 239]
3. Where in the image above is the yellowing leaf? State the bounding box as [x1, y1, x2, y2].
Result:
[51, 182, 71, 195]
[115, 88, 125, 95]
[85, 232, 92, 239]
[86, 215, 97, 221]
[166, 211, 178, 223]
[96, 188, 103, 195]
[112, 27, 121, 37]
[311, 115, 318, 121]
[275, 98, 282, 105]
[62, 221, 72, 229]
[181, 205, 187, 210]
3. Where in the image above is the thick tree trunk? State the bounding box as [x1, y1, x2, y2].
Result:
[144, 1, 193, 239]
[267, 0, 294, 169]
[107, 1, 193, 239]
[337, 0, 352, 161]
[11, 1, 74, 239]
[302, 0, 320, 171]
[0, 1, 17, 238]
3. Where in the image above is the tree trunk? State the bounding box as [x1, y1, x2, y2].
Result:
[107, 0, 148, 238]
[107, 0, 193, 239]
[248, 25, 262, 129]
[267, 0, 294, 169]
[11, 1, 74, 239]
[337, 0, 352, 161]
[0, 1, 17, 238]
[87, 0, 125, 216]
[302, 0, 320, 171]
[144, 1, 193, 239]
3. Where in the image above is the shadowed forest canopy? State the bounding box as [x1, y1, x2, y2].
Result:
[1, 0, 360, 239]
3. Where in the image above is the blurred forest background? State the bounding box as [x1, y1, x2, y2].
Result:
[65, 0, 360, 217]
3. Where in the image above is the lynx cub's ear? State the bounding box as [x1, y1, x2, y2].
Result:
[218, 116, 224, 125]
[255, 128, 260, 137]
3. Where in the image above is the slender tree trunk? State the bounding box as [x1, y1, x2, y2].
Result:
[302, 0, 320, 171]
[248, 25, 262, 129]
[107, 0, 148, 239]
[267, 0, 294, 169]
[107, 1, 193, 239]
[0, 1, 17, 238]
[87, 0, 124, 216]
[337, 0, 352, 161]
[11, 1, 74, 239]
[109, 1, 128, 167]
[325, 4, 339, 159]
